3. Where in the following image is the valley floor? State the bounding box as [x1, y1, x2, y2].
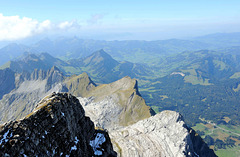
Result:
[192, 122, 240, 157]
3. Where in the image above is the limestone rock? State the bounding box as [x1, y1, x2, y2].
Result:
[0, 67, 66, 124]
[110, 110, 217, 157]
[0, 70, 216, 156]
[79, 76, 155, 129]
[0, 93, 116, 157]
[0, 68, 15, 99]
[79, 96, 122, 130]
[0, 70, 154, 128]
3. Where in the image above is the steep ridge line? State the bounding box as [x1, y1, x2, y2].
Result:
[0, 92, 116, 157]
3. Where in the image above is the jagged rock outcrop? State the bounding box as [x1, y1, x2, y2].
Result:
[0, 67, 66, 124]
[0, 67, 99, 124]
[0, 93, 116, 157]
[0, 67, 154, 127]
[78, 76, 155, 130]
[110, 110, 217, 157]
[0, 68, 15, 99]
[0, 70, 216, 156]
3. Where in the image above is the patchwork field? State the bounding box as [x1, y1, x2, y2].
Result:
[193, 122, 240, 157]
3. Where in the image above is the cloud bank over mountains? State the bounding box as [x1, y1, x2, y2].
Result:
[0, 10, 240, 41]
[0, 13, 82, 41]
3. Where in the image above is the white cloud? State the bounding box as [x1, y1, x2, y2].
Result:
[58, 21, 73, 29]
[58, 21, 81, 31]
[37, 20, 52, 32]
[0, 13, 53, 41]
[0, 14, 83, 41]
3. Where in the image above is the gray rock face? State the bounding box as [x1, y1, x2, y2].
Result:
[0, 67, 66, 124]
[109, 110, 216, 157]
[0, 93, 116, 157]
[80, 76, 154, 128]
[0, 68, 15, 99]
[0, 70, 216, 156]
[79, 96, 123, 130]
[77, 76, 216, 157]
[79, 92, 217, 157]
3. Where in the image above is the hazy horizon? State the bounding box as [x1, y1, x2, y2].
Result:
[0, 0, 240, 41]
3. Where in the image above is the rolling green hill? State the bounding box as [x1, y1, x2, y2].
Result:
[139, 49, 240, 125]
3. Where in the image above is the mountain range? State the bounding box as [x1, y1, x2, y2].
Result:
[2, 47, 240, 124]
[0, 66, 216, 156]
[0, 32, 240, 156]
[1, 32, 240, 66]
[0, 49, 152, 84]
[2, 48, 240, 127]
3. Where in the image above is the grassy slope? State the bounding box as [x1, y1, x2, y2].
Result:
[85, 76, 152, 126]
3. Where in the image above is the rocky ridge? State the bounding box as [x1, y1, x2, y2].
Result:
[0, 67, 66, 124]
[0, 68, 15, 99]
[76, 76, 216, 156]
[64, 72, 96, 97]
[0, 68, 152, 127]
[0, 68, 217, 156]
[0, 92, 116, 157]
[110, 111, 216, 157]
[78, 76, 154, 129]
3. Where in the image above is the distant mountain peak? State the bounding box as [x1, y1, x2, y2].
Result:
[38, 52, 55, 59]
[82, 50, 119, 72]
[91, 49, 112, 58]
[0, 52, 68, 74]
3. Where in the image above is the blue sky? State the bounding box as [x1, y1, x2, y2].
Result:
[0, 0, 239, 40]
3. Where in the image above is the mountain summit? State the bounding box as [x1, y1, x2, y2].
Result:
[86, 49, 116, 64]
[79, 76, 154, 129]
[82, 49, 119, 77]
[0, 93, 116, 156]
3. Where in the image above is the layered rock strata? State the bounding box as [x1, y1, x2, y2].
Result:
[0, 93, 116, 157]
[110, 110, 217, 157]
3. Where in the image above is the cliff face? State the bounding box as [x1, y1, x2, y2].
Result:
[0, 67, 66, 124]
[79, 76, 154, 130]
[0, 70, 216, 156]
[0, 69, 153, 128]
[110, 110, 217, 157]
[0, 93, 116, 157]
[77, 76, 216, 156]
[0, 68, 15, 99]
